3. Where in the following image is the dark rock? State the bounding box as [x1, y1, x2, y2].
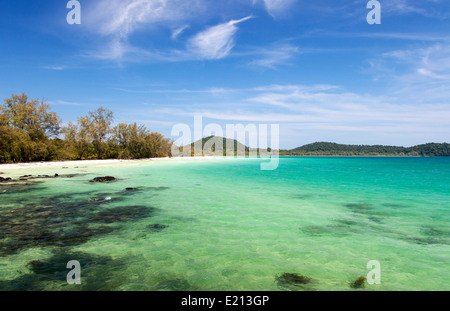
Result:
[90, 176, 118, 183]
[148, 186, 170, 191]
[276, 273, 312, 290]
[345, 203, 371, 210]
[0, 195, 119, 256]
[125, 187, 139, 191]
[55, 226, 115, 246]
[16, 174, 62, 181]
[147, 224, 169, 232]
[92, 206, 154, 223]
[0, 177, 12, 182]
[350, 276, 366, 289]
[0, 251, 117, 290]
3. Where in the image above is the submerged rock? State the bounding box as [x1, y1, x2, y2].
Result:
[92, 206, 154, 223]
[345, 203, 371, 210]
[125, 187, 139, 191]
[88, 196, 113, 203]
[0, 177, 12, 182]
[90, 176, 118, 183]
[0, 195, 119, 256]
[147, 224, 169, 232]
[350, 276, 366, 289]
[0, 251, 116, 291]
[276, 273, 312, 290]
[26, 251, 112, 278]
[149, 186, 170, 191]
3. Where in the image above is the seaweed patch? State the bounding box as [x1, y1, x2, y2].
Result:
[275, 273, 314, 290]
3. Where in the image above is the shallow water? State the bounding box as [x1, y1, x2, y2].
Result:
[0, 157, 449, 291]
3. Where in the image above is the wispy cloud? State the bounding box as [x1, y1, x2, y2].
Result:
[85, 0, 205, 61]
[187, 16, 253, 60]
[88, 0, 202, 37]
[172, 25, 190, 39]
[254, 0, 296, 18]
[307, 30, 450, 42]
[43, 66, 67, 71]
[249, 44, 298, 69]
[379, 43, 450, 84]
[132, 80, 449, 146]
[382, 0, 450, 18]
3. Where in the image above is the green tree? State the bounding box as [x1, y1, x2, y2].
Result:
[77, 107, 114, 159]
[111, 123, 172, 159]
[2, 93, 60, 140]
[0, 94, 62, 163]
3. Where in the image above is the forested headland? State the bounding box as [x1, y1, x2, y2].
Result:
[0, 94, 172, 163]
[281, 142, 450, 156]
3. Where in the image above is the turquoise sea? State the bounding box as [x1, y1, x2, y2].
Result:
[0, 157, 449, 291]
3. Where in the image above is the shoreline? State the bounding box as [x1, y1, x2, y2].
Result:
[0, 155, 439, 171]
[0, 156, 239, 171]
[0, 158, 172, 171]
[1, 154, 442, 171]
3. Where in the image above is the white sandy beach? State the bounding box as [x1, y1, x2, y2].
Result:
[0, 158, 172, 171]
[0, 156, 242, 171]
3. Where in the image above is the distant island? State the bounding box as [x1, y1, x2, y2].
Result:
[280, 142, 450, 157]
[182, 137, 450, 157]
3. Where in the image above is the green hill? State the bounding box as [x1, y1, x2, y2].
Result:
[178, 137, 449, 157]
[284, 142, 450, 156]
[180, 136, 273, 156]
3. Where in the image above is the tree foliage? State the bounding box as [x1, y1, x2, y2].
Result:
[0, 94, 172, 163]
[281, 142, 450, 156]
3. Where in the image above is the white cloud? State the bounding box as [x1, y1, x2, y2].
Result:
[172, 25, 190, 39]
[378, 44, 450, 104]
[88, 0, 202, 37]
[249, 44, 298, 68]
[123, 81, 450, 146]
[187, 16, 252, 60]
[44, 66, 66, 71]
[254, 0, 296, 17]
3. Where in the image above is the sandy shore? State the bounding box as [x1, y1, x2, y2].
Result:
[0, 158, 173, 171]
[0, 156, 238, 171]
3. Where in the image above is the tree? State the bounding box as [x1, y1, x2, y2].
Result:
[0, 94, 62, 163]
[77, 107, 114, 159]
[111, 123, 172, 159]
[2, 93, 60, 140]
[0, 95, 174, 163]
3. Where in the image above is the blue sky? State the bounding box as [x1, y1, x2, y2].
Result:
[1, 0, 449, 148]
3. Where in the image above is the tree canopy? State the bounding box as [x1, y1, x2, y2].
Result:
[0, 94, 172, 163]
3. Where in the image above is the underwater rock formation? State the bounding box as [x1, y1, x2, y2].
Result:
[0, 251, 118, 291]
[90, 176, 118, 183]
[92, 206, 154, 223]
[276, 273, 313, 290]
[350, 276, 366, 289]
[147, 224, 169, 232]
